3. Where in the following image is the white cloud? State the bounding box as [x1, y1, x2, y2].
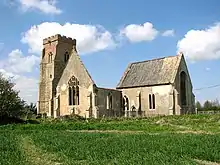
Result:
[162, 29, 175, 37]
[0, 69, 38, 103]
[21, 22, 116, 54]
[177, 23, 220, 61]
[18, 0, 62, 15]
[119, 22, 159, 42]
[0, 49, 39, 73]
[0, 49, 39, 103]
[0, 69, 19, 79]
[14, 75, 38, 103]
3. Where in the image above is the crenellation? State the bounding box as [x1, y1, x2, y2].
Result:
[43, 34, 76, 45]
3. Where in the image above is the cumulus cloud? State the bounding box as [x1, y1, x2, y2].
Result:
[0, 49, 39, 73]
[119, 22, 159, 42]
[0, 49, 39, 103]
[21, 22, 116, 54]
[177, 23, 220, 61]
[0, 69, 38, 103]
[18, 0, 62, 15]
[14, 75, 38, 103]
[162, 29, 175, 37]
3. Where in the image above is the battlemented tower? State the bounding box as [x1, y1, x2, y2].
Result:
[37, 34, 76, 117]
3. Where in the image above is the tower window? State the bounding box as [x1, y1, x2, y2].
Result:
[68, 76, 79, 105]
[42, 48, 45, 59]
[48, 52, 53, 63]
[64, 52, 69, 63]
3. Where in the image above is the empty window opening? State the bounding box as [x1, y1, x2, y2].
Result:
[48, 52, 53, 63]
[68, 76, 79, 105]
[180, 71, 187, 106]
[138, 92, 141, 111]
[149, 94, 152, 109]
[152, 94, 155, 109]
[64, 52, 69, 63]
[42, 48, 45, 59]
[123, 95, 129, 111]
[149, 94, 156, 110]
[107, 93, 113, 109]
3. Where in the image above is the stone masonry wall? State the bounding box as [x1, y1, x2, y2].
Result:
[96, 87, 122, 118]
[120, 84, 173, 117]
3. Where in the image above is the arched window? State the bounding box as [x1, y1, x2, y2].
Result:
[152, 94, 155, 109]
[107, 93, 113, 109]
[123, 95, 129, 110]
[149, 94, 156, 110]
[137, 92, 141, 111]
[149, 94, 152, 109]
[69, 86, 72, 105]
[48, 52, 53, 63]
[180, 71, 187, 105]
[76, 86, 79, 105]
[64, 52, 69, 63]
[68, 76, 79, 105]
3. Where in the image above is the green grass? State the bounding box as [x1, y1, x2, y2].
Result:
[0, 114, 220, 164]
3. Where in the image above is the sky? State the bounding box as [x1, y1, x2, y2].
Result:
[0, 0, 220, 104]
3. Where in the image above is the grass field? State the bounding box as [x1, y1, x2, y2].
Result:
[0, 114, 220, 165]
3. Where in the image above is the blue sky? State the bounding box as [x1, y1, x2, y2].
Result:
[0, 0, 220, 104]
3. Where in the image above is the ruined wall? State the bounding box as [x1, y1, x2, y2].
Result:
[173, 55, 195, 115]
[96, 88, 122, 118]
[120, 84, 174, 116]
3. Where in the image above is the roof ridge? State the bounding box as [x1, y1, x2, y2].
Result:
[130, 55, 178, 65]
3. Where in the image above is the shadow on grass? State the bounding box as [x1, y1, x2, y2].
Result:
[0, 115, 40, 125]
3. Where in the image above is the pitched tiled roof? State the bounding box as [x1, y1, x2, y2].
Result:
[117, 54, 182, 88]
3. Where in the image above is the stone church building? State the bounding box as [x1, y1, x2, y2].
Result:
[37, 34, 195, 118]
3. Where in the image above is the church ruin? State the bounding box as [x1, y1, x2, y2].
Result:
[37, 34, 195, 118]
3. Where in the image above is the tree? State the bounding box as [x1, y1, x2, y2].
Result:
[25, 102, 37, 115]
[212, 99, 220, 107]
[203, 100, 212, 111]
[211, 99, 220, 111]
[0, 73, 25, 118]
[195, 101, 202, 111]
[23, 102, 37, 119]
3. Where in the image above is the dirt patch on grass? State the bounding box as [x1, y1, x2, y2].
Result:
[176, 130, 214, 135]
[194, 159, 220, 165]
[66, 130, 145, 134]
[19, 136, 62, 165]
[66, 129, 219, 135]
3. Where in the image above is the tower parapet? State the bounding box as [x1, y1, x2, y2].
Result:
[43, 34, 76, 45]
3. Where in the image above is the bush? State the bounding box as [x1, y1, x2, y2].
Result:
[0, 73, 26, 119]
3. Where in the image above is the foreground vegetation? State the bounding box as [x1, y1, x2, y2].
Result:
[0, 114, 220, 165]
[1, 68, 220, 164]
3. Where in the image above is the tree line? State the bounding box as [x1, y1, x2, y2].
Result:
[196, 99, 220, 111]
[0, 73, 37, 124]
